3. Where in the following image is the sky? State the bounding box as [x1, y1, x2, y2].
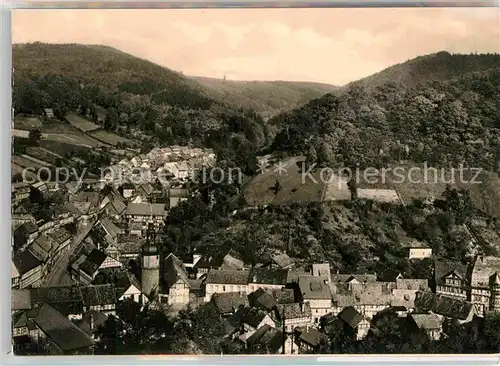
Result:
[12, 8, 500, 85]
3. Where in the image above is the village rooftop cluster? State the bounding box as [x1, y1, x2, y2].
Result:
[10, 143, 500, 354]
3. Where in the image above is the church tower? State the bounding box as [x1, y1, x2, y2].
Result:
[141, 224, 160, 299]
[490, 272, 500, 313]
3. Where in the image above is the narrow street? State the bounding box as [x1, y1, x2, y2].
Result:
[43, 221, 96, 287]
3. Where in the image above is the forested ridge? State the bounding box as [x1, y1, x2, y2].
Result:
[271, 52, 500, 172]
[11, 43, 500, 355]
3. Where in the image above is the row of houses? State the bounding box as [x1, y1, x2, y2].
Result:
[103, 145, 216, 186]
[11, 276, 143, 355]
[12, 228, 72, 289]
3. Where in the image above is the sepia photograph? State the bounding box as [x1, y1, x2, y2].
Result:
[9, 7, 500, 356]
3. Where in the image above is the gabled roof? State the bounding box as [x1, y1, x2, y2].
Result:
[410, 313, 442, 330]
[242, 307, 271, 328]
[271, 253, 295, 269]
[248, 288, 278, 311]
[297, 327, 325, 347]
[99, 217, 122, 237]
[138, 183, 154, 196]
[337, 306, 365, 329]
[163, 253, 190, 289]
[126, 203, 166, 216]
[298, 275, 332, 300]
[16, 221, 39, 235]
[414, 291, 474, 320]
[275, 302, 312, 320]
[434, 260, 468, 286]
[33, 233, 55, 253]
[33, 304, 94, 352]
[115, 271, 142, 294]
[222, 253, 245, 270]
[102, 198, 127, 216]
[12, 249, 42, 275]
[30, 286, 84, 316]
[211, 292, 249, 315]
[249, 268, 288, 286]
[79, 249, 107, 277]
[11, 260, 20, 278]
[246, 324, 285, 354]
[13, 204, 29, 215]
[331, 274, 377, 284]
[206, 270, 250, 285]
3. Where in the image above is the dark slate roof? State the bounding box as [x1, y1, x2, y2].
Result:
[434, 261, 468, 287]
[80, 285, 117, 307]
[205, 270, 250, 285]
[79, 249, 107, 277]
[297, 327, 325, 347]
[337, 306, 365, 329]
[246, 324, 285, 354]
[163, 253, 190, 289]
[222, 307, 246, 336]
[193, 256, 212, 269]
[16, 221, 39, 235]
[249, 268, 288, 286]
[115, 271, 142, 294]
[30, 286, 84, 316]
[275, 302, 312, 320]
[414, 291, 474, 320]
[242, 307, 271, 328]
[12, 250, 42, 275]
[33, 304, 94, 352]
[211, 292, 249, 315]
[248, 288, 278, 311]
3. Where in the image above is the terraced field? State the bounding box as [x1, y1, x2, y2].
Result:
[88, 130, 134, 146]
[67, 113, 101, 132]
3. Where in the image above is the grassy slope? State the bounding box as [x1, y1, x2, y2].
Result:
[244, 158, 500, 218]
